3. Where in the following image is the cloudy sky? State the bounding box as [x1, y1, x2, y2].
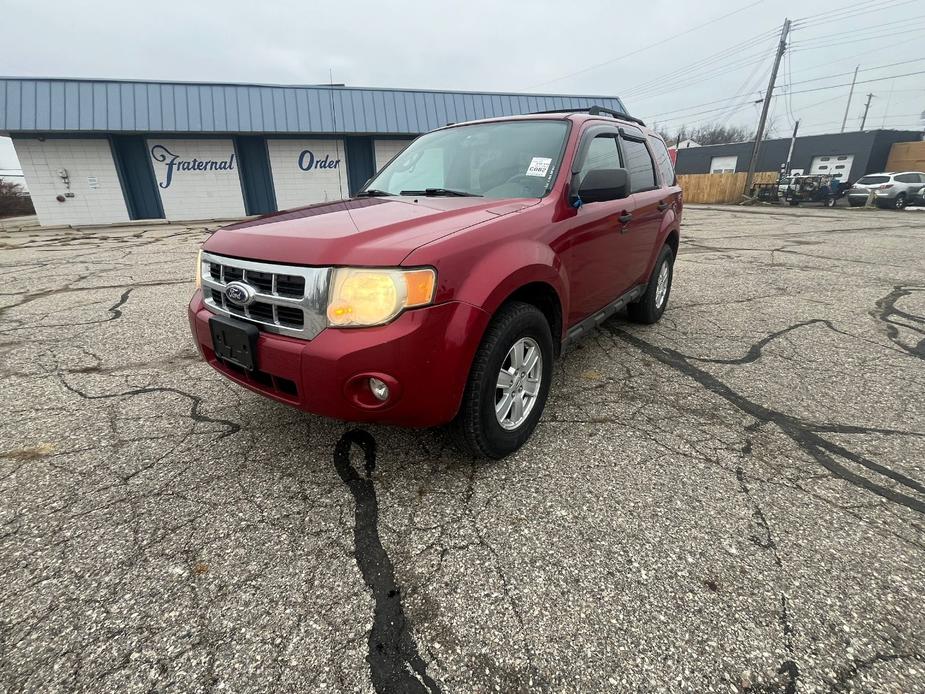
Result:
[2, 0, 923, 165]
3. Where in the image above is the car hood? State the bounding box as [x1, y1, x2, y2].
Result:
[203, 196, 536, 266]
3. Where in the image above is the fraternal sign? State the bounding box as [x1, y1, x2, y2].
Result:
[150, 144, 236, 189]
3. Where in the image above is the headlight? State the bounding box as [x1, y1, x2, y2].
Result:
[327, 267, 436, 327]
[195, 249, 202, 290]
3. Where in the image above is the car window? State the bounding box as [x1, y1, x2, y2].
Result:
[366, 120, 570, 199]
[622, 138, 656, 192]
[895, 173, 917, 183]
[857, 175, 890, 185]
[577, 135, 621, 185]
[647, 136, 676, 186]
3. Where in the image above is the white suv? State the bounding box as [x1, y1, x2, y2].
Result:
[847, 172, 925, 210]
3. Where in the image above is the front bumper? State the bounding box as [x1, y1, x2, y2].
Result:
[188, 291, 490, 427]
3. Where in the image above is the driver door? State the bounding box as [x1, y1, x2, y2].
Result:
[559, 130, 637, 325]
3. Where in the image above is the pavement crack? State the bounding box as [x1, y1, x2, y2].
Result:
[332, 430, 441, 694]
[606, 325, 925, 515]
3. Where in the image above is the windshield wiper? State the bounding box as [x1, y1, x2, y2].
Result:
[399, 188, 482, 197]
[355, 189, 393, 197]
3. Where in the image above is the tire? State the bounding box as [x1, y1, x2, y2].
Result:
[789, 200, 800, 206]
[453, 301, 553, 459]
[894, 193, 907, 210]
[628, 244, 674, 325]
[824, 196, 836, 208]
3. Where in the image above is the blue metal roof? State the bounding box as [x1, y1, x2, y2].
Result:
[0, 78, 627, 135]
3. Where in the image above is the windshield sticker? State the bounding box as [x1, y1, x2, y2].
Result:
[526, 157, 552, 177]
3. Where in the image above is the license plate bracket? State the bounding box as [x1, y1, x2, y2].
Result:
[209, 315, 259, 371]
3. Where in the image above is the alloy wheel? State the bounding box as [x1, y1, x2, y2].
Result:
[495, 337, 543, 430]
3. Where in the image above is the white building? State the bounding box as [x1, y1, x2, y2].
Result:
[0, 78, 626, 227]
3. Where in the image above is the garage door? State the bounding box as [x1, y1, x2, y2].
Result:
[810, 154, 853, 181]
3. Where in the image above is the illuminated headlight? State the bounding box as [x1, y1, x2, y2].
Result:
[195, 249, 202, 290]
[326, 267, 436, 327]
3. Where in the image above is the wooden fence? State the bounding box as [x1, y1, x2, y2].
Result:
[677, 171, 778, 204]
[886, 141, 925, 173]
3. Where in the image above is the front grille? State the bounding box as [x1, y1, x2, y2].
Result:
[200, 252, 331, 340]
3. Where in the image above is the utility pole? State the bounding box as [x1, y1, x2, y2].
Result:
[840, 65, 859, 133]
[784, 119, 800, 175]
[859, 93, 874, 130]
[744, 18, 791, 199]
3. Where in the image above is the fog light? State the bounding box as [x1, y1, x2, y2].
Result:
[369, 377, 390, 402]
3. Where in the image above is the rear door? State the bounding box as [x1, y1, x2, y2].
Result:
[619, 132, 663, 286]
[560, 127, 637, 324]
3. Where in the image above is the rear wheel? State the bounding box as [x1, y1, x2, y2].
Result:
[628, 244, 674, 325]
[894, 193, 907, 210]
[453, 302, 553, 459]
[824, 196, 836, 208]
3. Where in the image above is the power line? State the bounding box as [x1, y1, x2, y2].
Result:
[621, 28, 780, 98]
[791, 24, 925, 51]
[792, 12, 925, 43]
[522, 0, 768, 89]
[795, 0, 917, 26]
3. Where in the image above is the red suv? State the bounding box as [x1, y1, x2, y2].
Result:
[189, 107, 682, 457]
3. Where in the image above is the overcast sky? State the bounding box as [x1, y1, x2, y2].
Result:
[2, 0, 923, 166]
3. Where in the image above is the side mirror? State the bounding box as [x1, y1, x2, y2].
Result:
[575, 168, 629, 204]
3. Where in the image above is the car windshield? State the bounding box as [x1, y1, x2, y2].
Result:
[365, 120, 569, 199]
[857, 175, 890, 184]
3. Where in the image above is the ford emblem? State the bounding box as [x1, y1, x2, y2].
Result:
[224, 281, 256, 306]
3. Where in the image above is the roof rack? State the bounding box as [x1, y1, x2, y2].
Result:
[531, 105, 646, 127]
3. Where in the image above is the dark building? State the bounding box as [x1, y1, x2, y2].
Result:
[675, 129, 923, 183]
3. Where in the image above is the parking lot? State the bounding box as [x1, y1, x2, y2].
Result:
[1, 205, 923, 693]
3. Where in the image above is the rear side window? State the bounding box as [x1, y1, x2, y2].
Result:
[895, 173, 918, 183]
[647, 136, 676, 186]
[857, 175, 890, 184]
[577, 135, 621, 185]
[622, 138, 657, 192]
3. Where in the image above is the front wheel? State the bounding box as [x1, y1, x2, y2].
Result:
[824, 196, 836, 208]
[453, 302, 553, 459]
[628, 244, 674, 324]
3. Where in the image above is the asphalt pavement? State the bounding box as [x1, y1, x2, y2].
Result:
[1, 205, 924, 693]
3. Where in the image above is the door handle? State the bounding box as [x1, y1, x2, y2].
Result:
[618, 212, 633, 224]
[657, 201, 669, 212]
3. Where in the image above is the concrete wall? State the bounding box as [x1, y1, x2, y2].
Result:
[266, 139, 348, 210]
[146, 138, 245, 219]
[13, 137, 129, 225]
[373, 139, 413, 172]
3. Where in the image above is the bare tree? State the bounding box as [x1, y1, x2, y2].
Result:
[657, 122, 754, 146]
[0, 181, 35, 219]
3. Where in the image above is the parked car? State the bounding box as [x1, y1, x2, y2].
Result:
[911, 186, 925, 207]
[846, 172, 925, 209]
[188, 107, 682, 458]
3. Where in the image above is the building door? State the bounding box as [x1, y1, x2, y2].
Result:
[235, 137, 277, 215]
[810, 154, 854, 182]
[111, 136, 164, 220]
[344, 136, 375, 196]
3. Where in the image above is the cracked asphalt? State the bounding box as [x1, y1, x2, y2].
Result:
[1, 205, 924, 693]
